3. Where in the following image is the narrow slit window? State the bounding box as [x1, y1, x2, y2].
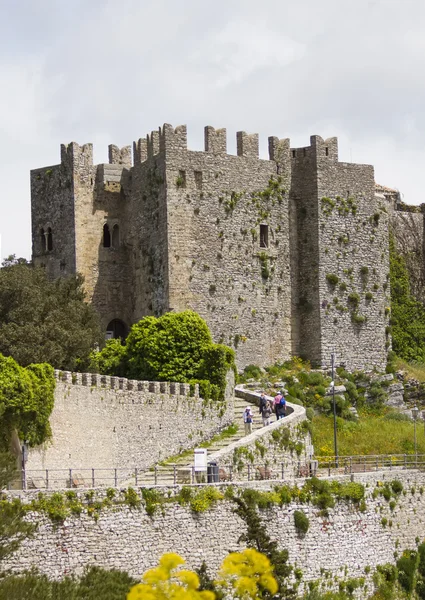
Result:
[325, 147, 329, 156]
[194, 171, 203, 189]
[260, 224, 269, 248]
[176, 170, 186, 188]
[47, 228, 53, 251]
[292, 150, 296, 158]
[103, 223, 111, 248]
[112, 224, 119, 248]
[40, 228, 46, 252]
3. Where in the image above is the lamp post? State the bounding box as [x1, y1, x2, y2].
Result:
[412, 406, 419, 466]
[331, 352, 338, 467]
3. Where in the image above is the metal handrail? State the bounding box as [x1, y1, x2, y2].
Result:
[6, 454, 425, 491]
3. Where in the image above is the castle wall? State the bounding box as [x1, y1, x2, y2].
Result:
[25, 371, 235, 482]
[162, 125, 293, 369]
[295, 136, 390, 370]
[290, 142, 322, 363]
[125, 148, 170, 319]
[5, 471, 425, 587]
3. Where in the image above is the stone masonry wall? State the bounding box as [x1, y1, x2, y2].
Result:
[162, 125, 293, 369]
[314, 136, 390, 370]
[5, 470, 425, 587]
[25, 370, 235, 483]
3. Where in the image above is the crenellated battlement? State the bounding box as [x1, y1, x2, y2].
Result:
[236, 131, 259, 158]
[60, 142, 93, 170]
[54, 370, 199, 398]
[290, 135, 339, 161]
[108, 144, 131, 167]
[54, 127, 344, 171]
[204, 126, 227, 154]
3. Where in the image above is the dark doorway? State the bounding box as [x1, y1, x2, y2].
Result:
[106, 319, 128, 340]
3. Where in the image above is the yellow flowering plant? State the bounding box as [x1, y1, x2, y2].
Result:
[127, 553, 215, 600]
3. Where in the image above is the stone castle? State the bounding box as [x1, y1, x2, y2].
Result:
[31, 123, 398, 371]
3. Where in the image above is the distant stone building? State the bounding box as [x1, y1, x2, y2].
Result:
[31, 124, 394, 371]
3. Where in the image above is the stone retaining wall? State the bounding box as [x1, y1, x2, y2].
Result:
[4, 470, 425, 589]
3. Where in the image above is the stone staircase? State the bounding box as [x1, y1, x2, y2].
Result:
[140, 396, 269, 486]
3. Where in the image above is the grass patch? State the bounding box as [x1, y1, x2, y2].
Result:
[395, 357, 425, 382]
[312, 413, 425, 456]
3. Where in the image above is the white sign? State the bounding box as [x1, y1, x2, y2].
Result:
[306, 445, 314, 457]
[194, 448, 207, 472]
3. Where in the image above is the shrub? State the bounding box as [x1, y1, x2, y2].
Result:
[391, 480, 403, 495]
[306, 407, 315, 421]
[326, 273, 339, 286]
[294, 510, 309, 534]
[241, 364, 263, 381]
[348, 292, 360, 307]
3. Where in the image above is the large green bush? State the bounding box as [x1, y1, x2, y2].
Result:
[88, 311, 235, 401]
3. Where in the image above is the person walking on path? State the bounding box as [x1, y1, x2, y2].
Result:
[260, 398, 272, 427]
[259, 392, 268, 414]
[273, 391, 283, 421]
[277, 392, 287, 419]
[243, 406, 253, 435]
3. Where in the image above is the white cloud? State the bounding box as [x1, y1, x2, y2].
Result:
[1, 0, 425, 260]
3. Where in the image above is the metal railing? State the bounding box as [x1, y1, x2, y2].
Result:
[8, 462, 304, 490]
[316, 454, 425, 476]
[8, 454, 425, 491]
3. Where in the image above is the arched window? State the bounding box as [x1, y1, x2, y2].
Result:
[40, 228, 46, 252]
[103, 224, 111, 248]
[112, 224, 120, 248]
[106, 319, 128, 340]
[47, 228, 53, 251]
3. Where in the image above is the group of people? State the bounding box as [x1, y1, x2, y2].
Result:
[243, 391, 287, 435]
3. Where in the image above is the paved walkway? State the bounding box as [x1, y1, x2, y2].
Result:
[140, 396, 273, 485]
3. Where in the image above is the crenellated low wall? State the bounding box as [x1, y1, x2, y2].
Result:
[25, 370, 235, 483]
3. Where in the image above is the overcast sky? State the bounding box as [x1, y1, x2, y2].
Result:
[0, 0, 424, 260]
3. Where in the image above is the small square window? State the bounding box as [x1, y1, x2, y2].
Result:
[260, 224, 269, 248]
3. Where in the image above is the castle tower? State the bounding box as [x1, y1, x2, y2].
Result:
[31, 124, 390, 371]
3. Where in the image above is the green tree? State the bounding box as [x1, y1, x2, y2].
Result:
[390, 236, 425, 362]
[0, 259, 101, 370]
[124, 311, 213, 382]
[232, 491, 296, 599]
[0, 452, 36, 565]
[0, 354, 55, 448]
